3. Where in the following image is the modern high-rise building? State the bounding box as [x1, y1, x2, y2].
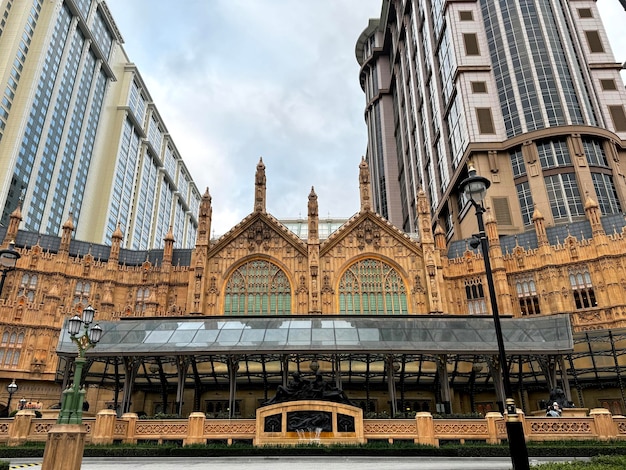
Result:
[357, 0, 626, 241]
[0, 0, 200, 249]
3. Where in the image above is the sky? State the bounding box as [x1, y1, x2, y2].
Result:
[105, 0, 626, 237]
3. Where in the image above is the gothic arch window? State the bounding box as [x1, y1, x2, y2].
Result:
[465, 277, 487, 315]
[338, 258, 408, 315]
[19, 274, 37, 302]
[224, 259, 291, 315]
[515, 277, 540, 316]
[569, 268, 596, 309]
[73, 281, 91, 306]
[136, 287, 150, 314]
[0, 330, 24, 368]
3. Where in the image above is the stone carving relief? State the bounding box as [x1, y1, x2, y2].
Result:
[247, 220, 272, 251]
[356, 220, 381, 250]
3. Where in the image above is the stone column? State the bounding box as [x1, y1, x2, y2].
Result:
[8, 410, 35, 446]
[184, 412, 206, 446]
[41, 424, 87, 470]
[122, 412, 138, 444]
[92, 409, 117, 445]
[485, 412, 503, 444]
[415, 412, 436, 446]
[590, 408, 616, 440]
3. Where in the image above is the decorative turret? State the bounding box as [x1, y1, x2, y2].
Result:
[196, 188, 212, 247]
[584, 194, 605, 237]
[307, 187, 320, 313]
[434, 223, 447, 253]
[254, 158, 266, 213]
[109, 222, 123, 264]
[3, 201, 22, 246]
[307, 187, 319, 244]
[163, 226, 175, 267]
[359, 157, 372, 212]
[60, 213, 74, 253]
[532, 207, 549, 247]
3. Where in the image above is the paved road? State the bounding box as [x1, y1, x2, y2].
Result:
[7, 456, 590, 469]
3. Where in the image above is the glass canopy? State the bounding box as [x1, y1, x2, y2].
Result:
[56, 314, 573, 357]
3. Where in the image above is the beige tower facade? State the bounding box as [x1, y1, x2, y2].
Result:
[357, 1, 626, 243]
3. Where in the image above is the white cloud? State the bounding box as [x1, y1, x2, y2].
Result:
[105, 0, 626, 236]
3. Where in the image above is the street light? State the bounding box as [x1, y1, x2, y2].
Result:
[0, 241, 20, 296]
[19, 397, 26, 410]
[5, 379, 17, 416]
[459, 163, 530, 470]
[57, 305, 103, 425]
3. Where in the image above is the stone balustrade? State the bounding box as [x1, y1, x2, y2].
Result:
[0, 408, 625, 447]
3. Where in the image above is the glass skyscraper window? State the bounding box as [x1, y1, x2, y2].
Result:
[592, 173, 621, 216]
[545, 173, 584, 221]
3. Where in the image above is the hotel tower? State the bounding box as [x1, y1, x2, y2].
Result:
[357, 0, 626, 241]
[0, 0, 201, 249]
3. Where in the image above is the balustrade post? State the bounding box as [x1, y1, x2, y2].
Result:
[485, 412, 503, 444]
[590, 408, 616, 440]
[415, 412, 436, 446]
[92, 409, 117, 445]
[184, 412, 206, 446]
[8, 410, 35, 446]
[121, 412, 138, 444]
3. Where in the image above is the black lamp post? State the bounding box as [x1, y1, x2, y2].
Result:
[19, 397, 26, 410]
[459, 163, 530, 470]
[0, 241, 20, 296]
[5, 379, 17, 416]
[57, 305, 103, 424]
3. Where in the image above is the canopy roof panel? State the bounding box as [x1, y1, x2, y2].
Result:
[57, 314, 573, 357]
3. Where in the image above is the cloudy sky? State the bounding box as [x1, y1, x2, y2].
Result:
[105, 0, 626, 237]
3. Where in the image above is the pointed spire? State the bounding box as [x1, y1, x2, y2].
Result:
[254, 157, 266, 213]
[60, 212, 74, 253]
[196, 187, 212, 247]
[163, 225, 175, 267]
[359, 157, 372, 212]
[584, 193, 605, 237]
[308, 187, 319, 243]
[112, 222, 123, 240]
[4, 200, 22, 246]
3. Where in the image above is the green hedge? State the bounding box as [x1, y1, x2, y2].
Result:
[2, 441, 626, 459]
[0, 460, 8, 470]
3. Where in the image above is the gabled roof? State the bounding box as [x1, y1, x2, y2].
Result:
[208, 211, 308, 257]
[320, 210, 421, 257]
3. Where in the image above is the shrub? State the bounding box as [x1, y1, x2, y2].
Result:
[0, 460, 8, 470]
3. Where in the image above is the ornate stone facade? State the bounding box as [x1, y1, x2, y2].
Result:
[1, 159, 626, 415]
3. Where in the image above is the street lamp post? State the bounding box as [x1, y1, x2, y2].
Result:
[0, 241, 21, 296]
[5, 379, 17, 416]
[459, 163, 530, 470]
[56, 306, 103, 425]
[19, 397, 26, 410]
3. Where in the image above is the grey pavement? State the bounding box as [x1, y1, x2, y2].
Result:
[6, 456, 590, 469]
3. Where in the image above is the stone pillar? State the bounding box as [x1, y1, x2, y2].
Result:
[92, 409, 117, 445]
[121, 412, 138, 444]
[41, 424, 87, 470]
[184, 412, 206, 446]
[590, 408, 616, 440]
[8, 410, 35, 446]
[485, 412, 503, 444]
[415, 412, 436, 446]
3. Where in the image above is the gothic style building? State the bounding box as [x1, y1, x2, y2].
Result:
[0, 159, 624, 418]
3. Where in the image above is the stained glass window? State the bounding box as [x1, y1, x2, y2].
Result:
[338, 259, 408, 315]
[224, 260, 291, 315]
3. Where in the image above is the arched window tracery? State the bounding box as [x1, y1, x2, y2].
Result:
[224, 259, 291, 315]
[338, 258, 408, 315]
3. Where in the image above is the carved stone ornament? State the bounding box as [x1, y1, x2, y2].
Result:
[356, 220, 381, 250]
[247, 220, 272, 251]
